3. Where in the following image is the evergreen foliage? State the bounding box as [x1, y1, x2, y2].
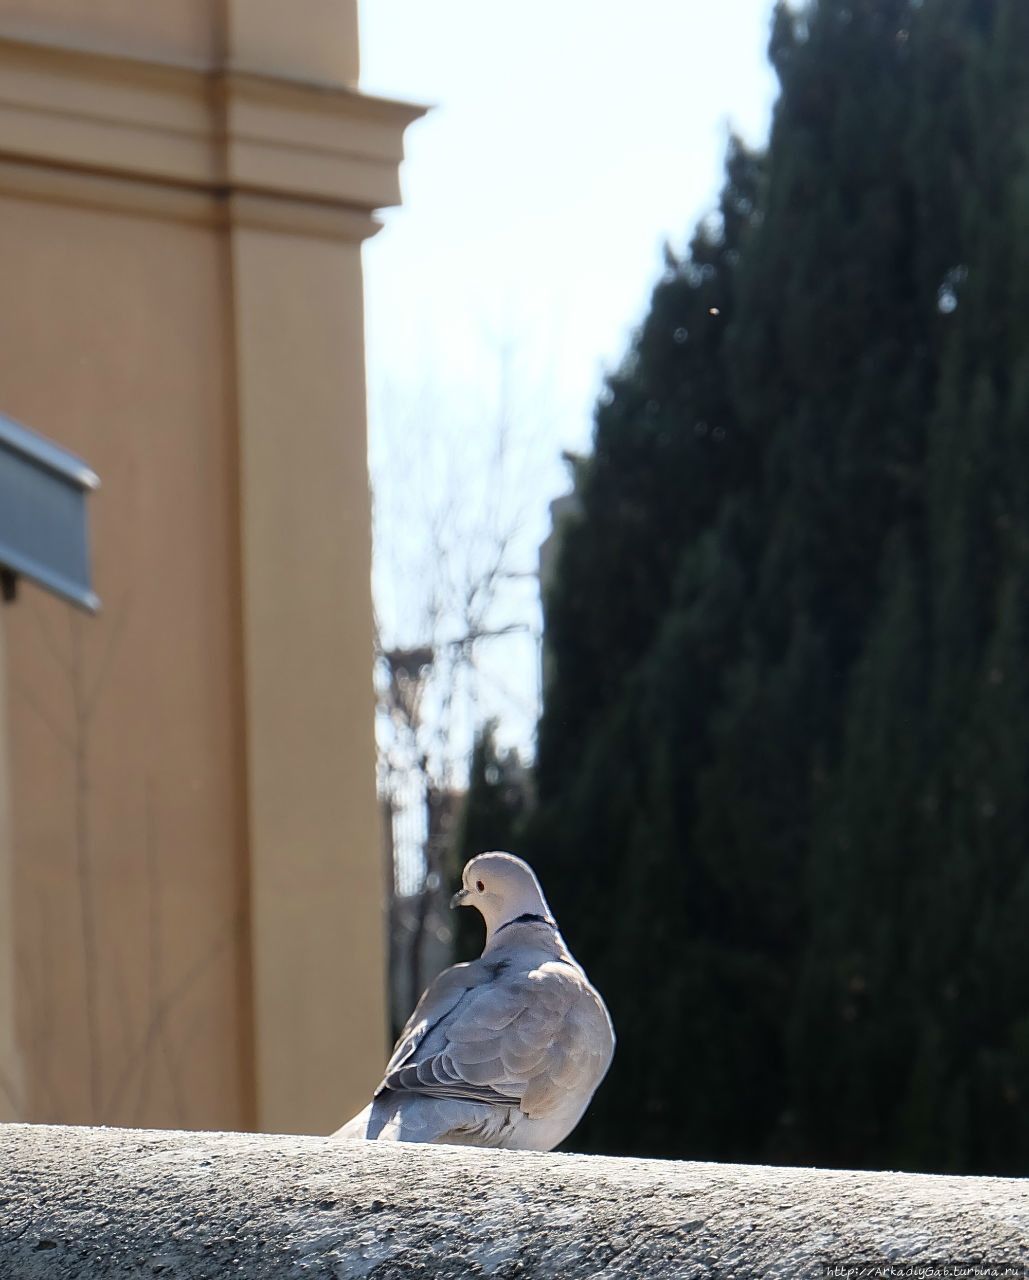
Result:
[525, 0, 1029, 1172]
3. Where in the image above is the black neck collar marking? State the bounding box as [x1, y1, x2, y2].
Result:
[495, 911, 556, 935]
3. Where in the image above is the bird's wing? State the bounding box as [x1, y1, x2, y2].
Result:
[379, 959, 486, 1081]
[379, 959, 613, 1119]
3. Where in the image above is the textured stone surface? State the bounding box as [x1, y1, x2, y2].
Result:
[0, 1123, 1027, 1278]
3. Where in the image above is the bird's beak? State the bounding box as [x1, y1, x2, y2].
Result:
[450, 887, 469, 909]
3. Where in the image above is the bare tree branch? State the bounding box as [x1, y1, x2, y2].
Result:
[69, 613, 102, 1121]
[370, 338, 554, 1019]
[102, 915, 243, 1117]
[14, 682, 76, 756]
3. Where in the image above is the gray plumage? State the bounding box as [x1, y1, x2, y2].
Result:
[334, 851, 615, 1150]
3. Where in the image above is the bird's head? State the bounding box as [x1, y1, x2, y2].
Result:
[451, 851, 554, 942]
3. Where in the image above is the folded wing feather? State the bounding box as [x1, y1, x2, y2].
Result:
[373, 960, 600, 1125]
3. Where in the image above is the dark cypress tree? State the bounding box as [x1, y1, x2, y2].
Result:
[529, 0, 1029, 1172]
[527, 140, 765, 1154]
[791, 532, 928, 1168]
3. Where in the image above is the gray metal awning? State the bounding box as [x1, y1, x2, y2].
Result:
[0, 412, 100, 613]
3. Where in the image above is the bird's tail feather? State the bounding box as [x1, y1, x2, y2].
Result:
[332, 1102, 373, 1140]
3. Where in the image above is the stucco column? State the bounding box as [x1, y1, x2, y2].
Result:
[0, 612, 23, 1122]
[229, 218, 388, 1134]
[0, 2, 422, 1132]
[221, 4, 421, 1134]
[224, 0, 360, 83]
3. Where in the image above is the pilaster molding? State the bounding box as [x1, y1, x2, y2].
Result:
[0, 33, 425, 237]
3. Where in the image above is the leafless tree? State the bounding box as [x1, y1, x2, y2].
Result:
[369, 340, 557, 1024]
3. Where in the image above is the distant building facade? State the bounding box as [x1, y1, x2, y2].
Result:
[0, 0, 422, 1134]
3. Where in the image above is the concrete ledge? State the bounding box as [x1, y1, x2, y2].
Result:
[1, 1123, 1027, 1278]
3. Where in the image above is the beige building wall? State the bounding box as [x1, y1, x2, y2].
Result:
[0, 618, 22, 1121]
[0, 2, 421, 1132]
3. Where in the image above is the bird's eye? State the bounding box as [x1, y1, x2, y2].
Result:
[476, 880, 485, 892]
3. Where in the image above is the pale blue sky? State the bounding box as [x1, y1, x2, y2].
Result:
[358, 1, 781, 766]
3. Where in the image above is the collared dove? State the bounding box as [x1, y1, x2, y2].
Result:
[334, 851, 615, 1150]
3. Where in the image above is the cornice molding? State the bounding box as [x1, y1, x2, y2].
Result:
[0, 33, 426, 238]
